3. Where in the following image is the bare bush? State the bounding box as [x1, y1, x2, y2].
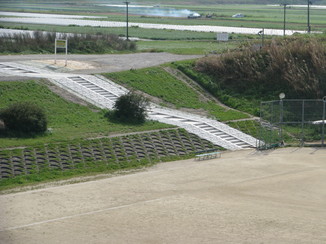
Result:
[195, 37, 326, 98]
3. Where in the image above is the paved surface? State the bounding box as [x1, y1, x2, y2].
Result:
[1, 147, 326, 244]
[0, 53, 202, 74]
[0, 58, 257, 150]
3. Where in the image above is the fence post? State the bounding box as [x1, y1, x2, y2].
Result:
[301, 100, 305, 146]
[54, 39, 57, 64]
[322, 98, 326, 146]
[280, 99, 284, 143]
[258, 102, 262, 149]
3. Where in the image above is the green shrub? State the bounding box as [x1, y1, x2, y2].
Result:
[0, 102, 47, 134]
[112, 92, 149, 123]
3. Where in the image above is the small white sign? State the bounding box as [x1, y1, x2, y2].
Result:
[55, 39, 67, 49]
[54, 38, 68, 66]
[217, 33, 229, 42]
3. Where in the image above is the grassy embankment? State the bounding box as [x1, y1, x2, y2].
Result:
[0, 78, 227, 190]
[0, 2, 325, 186]
[103, 66, 249, 122]
[103, 64, 260, 140]
[172, 35, 326, 143]
[0, 80, 183, 189]
[0, 80, 173, 149]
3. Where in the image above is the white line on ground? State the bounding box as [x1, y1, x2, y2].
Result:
[0, 197, 167, 232]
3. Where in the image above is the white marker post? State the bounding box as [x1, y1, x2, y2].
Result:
[55, 39, 68, 66]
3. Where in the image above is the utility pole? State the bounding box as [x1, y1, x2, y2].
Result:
[124, 1, 130, 40]
[281, 3, 287, 36]
[307, 0, 311, 33]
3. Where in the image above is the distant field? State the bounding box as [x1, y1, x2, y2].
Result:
[0, 22, 217, 40]
[0, 3, 325, 32]
[0, 22, 246, 55]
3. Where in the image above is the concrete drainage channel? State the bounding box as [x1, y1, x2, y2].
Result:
[0, 62, 257, 150]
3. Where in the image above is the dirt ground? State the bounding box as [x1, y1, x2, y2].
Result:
[0, 147, 325, 244]
[35, 59, 97, 70]
[0, 53, 202, 75]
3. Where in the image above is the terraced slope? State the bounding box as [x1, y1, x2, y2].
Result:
[0, 129, 219, 179]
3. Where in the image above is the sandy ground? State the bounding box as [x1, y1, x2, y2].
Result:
[0, 147, 326, 244]
[34, 59, 96, 70]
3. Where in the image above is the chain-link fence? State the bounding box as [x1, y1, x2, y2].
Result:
[258, 99, 326, 149]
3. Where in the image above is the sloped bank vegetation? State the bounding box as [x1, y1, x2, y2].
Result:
[0, 80, 214, 189]
[175, 36, 326, 115]
[0, 31, 136, 54]
[196, 36, 326, 99]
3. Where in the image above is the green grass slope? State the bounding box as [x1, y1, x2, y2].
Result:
[0, 78, 226, 190]
[103, 66, 249, 122]
[0, 80, 172, 149]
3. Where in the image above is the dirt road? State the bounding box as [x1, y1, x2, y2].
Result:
[0, 53, 202, 75]
[1, 147, 326, 244]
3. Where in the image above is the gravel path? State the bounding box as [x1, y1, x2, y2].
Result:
[0, 53, 202, 75]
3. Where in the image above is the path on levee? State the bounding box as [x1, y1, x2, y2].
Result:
[0, 53, 257, 150]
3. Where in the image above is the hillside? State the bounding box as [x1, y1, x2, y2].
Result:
[0, 79, 219, 188]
